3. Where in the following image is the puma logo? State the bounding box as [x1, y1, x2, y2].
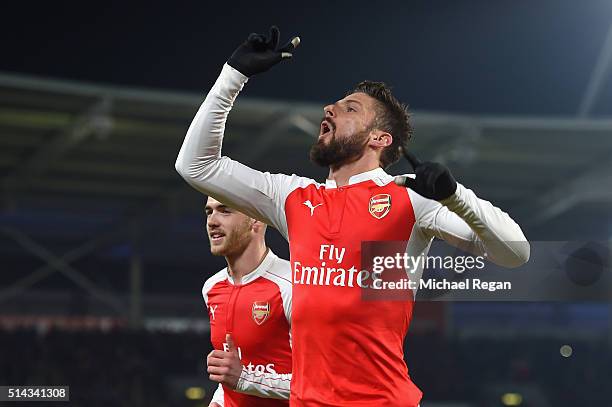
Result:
[210, 304, 218, 320]
[303, 200, 323, 216]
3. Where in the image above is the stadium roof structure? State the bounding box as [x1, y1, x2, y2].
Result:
[1, 72, 612, 321]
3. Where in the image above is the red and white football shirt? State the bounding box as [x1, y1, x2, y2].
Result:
[203, 250, 292, 406]
[178, 64, 530, 406]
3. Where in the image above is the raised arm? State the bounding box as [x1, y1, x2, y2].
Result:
[175, 27, 302, 236]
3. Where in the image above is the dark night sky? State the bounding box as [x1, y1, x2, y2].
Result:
[3, 0, 612, 115]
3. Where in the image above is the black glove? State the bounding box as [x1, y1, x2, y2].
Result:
[228, 26, 300, 77]
[394, 149, 458, 201]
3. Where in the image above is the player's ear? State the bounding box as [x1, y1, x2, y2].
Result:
[254, 220, 268, 235]
[369, 130, 392, 148]
[250, 219, 262, 232]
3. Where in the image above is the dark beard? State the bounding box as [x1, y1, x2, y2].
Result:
[309, 130, 370, 168]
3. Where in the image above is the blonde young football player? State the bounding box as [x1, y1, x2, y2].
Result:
[203, 197, 291, 407]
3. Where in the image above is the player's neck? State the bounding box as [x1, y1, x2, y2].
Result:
[327, 153, 380, 187]
[225, 240, 268, 285]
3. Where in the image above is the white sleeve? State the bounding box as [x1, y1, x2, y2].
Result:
[235, 370, 291, 400]
[210, 383, 224, 406]
[175, 63, 314, 239]
[409, 183, 530, 268]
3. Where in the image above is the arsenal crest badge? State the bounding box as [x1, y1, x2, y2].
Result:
[252, 301, 270, 325]
[369, 194, 391, 219]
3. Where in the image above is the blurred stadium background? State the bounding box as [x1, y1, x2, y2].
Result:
[1, 1, 612, 406]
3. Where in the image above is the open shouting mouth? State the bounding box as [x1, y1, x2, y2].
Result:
[319, 119, 334, 139]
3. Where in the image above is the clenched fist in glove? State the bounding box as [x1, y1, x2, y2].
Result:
[394, 148, 458, 201]
[228, 25, 300, 77]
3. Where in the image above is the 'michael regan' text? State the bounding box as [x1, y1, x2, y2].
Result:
[420, 278, 510, 292]
[373, 278, 511, 292]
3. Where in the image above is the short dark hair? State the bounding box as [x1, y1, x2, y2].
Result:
[350, 81, 412, 168]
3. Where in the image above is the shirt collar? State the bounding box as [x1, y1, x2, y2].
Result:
[225, 248, 278, 285]
[325, 167, 393, 189]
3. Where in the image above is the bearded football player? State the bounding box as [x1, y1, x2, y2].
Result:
[178, 26, 530, 407]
